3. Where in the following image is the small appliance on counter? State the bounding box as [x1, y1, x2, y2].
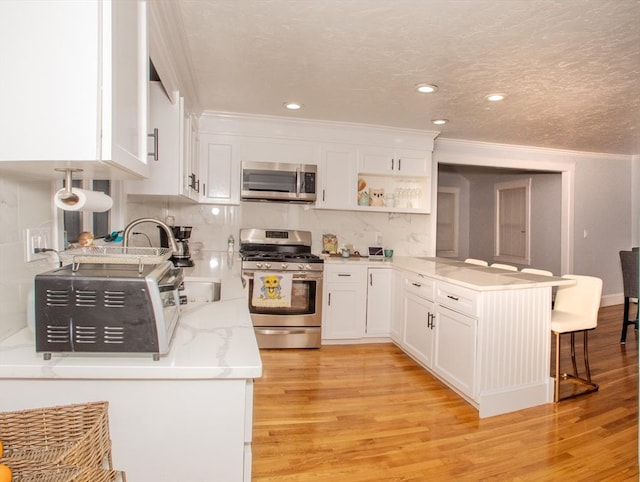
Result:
[159, 225, 194, 267]
[35, 252, 183, 361]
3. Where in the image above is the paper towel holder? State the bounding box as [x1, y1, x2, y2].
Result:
[54, 168, 84, 204]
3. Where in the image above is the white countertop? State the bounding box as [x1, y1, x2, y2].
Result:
[325, 255, 572, 291]
[0, 251, 262, 381]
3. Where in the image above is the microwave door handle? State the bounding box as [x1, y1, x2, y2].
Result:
[296, 166, 301, 198]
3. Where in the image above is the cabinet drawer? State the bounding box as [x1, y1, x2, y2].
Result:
[404, 273, 434, 301]
[325, 265, 366, 284]
[435, 282, 478, 317]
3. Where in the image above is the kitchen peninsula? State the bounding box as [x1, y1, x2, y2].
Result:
[0, 252, 261, 482]
[324, 256, 574, 418]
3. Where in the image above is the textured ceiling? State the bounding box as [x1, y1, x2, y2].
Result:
[177, 0, 640, 155]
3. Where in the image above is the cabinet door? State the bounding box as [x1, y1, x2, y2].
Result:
[394, 148, 430, 176]
[182, 113, 200, 201]
[366, 268, 392, 336]
[358, 146, 396, 174]
[322, 265, 366, 340]
[323, 283, 366, 339]
[0, 0, 148, 178]
[316, 144, 357, 210]
[129, 82, 188, 197]
[200, 134, 240, 204]
[390, 269, 405, 343]
[109, 0, 149, 176]
[434, 305, 477, 398]
[402, 291, 435, 368]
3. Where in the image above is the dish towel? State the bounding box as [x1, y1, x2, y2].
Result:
[252, 272, 293, 308]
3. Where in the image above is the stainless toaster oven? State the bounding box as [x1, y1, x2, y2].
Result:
[35, 260, 183, 360]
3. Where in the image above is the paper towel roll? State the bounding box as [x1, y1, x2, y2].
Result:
[54, 187, 113, 212]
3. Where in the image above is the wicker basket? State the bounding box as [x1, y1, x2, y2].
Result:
[0, 460, 126, 482]
[0, 402, 113, 469]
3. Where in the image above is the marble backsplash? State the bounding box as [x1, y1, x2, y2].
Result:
[0, 178, 58, 340]
[126, 196, 433, 257]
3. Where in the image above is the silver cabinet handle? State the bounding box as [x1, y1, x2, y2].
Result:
[398, 158, 402, 171]
[391, 158, 394, 171]
[338, 273, 351, 277]
[447, 295, 459, 301]
[148, 128, 159, 161]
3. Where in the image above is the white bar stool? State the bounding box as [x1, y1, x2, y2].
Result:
[464, 258, 488, 266]
[551, 274, 603, 402]
[490, 263, 518, 271]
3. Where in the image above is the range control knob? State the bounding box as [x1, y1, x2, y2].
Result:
[256, 262, 262, 269]
[282, 263, 288, 270]
[264, 262, 272, 269]
[297, 263, 305, 270]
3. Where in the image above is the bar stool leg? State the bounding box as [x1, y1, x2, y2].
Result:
[555, 332, 561, 402]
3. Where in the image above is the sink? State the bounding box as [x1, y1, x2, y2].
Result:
[181, 280, 221, 304]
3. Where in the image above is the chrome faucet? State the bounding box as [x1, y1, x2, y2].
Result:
[122, 217, 179, 253]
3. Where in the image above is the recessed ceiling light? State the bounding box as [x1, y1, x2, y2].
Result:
[485, 93, 506, 102]
[432, 119, 449, 125]
[284, 102, 303, 110]
[416, 83, 438, 94]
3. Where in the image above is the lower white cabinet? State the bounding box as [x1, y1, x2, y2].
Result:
[402, 290, 435, 368]
[365, 267, 392, 336]
[433, 305, 477, 397]
[401, 273, 436, 367]
[322, 265, 367, 340]
[398, 275, 477, 399]
[390, 269, 405, 343]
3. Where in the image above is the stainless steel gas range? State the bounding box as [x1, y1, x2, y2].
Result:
[239, 228, 323, 349]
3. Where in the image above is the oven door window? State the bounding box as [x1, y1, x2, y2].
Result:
[248, 278, 316, 315]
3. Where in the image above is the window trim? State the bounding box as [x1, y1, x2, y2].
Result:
[436, 186, 460, 257]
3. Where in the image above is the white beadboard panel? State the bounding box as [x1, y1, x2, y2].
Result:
[477, 287, 552, 395]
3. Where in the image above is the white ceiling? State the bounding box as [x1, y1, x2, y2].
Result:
[176, 0, 640, 155]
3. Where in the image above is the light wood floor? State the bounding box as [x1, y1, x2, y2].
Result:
[252, 304, 638, 481]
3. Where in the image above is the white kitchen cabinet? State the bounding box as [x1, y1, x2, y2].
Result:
[358, 146, 430, 176]
[401, 273, 436, 367]
[199, 134, 241, 204]
[356, 145, 432, 213]
[322, 265, 367, 340]
[390, 269, 405, 343]
[0, 0, 149, 179]
[127, 82, 198, 200]
[183, 113, 201, 200]
[366, 267, 392, 337]
[434, 305, 477, 399]
[315, 144, 358, 210]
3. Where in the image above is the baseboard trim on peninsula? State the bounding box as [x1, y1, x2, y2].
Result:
[479, 379, 554, 418]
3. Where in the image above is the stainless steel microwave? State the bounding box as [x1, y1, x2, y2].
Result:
[241, 161, 317, 203]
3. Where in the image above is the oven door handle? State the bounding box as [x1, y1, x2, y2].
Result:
[242, 271, 323, 280]
[255, 328, 315, 335]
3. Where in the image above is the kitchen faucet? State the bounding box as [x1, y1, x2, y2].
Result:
[122, 217, 179, 253]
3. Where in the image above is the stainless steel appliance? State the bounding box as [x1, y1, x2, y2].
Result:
[240, 228, 323, 348]
[159, 225, 194, 267]
[35, 260, 183, 360]
[241, 161, 317, 203]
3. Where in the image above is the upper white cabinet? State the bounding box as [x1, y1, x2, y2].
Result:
[199, 134, 240, 205]
[358, 147, 430, 176]
[0, 0, 149, 179]
[316, 144, 358, 210]
[128, 81, 198, 200]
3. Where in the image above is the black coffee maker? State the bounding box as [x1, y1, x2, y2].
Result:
[159, 226, 194, 267]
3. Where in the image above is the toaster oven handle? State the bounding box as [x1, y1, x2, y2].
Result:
[158, 267, 185, 292]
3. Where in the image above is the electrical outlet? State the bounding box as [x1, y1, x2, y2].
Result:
[25, 228, 50, 262]
[375, 232, 383, 245]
